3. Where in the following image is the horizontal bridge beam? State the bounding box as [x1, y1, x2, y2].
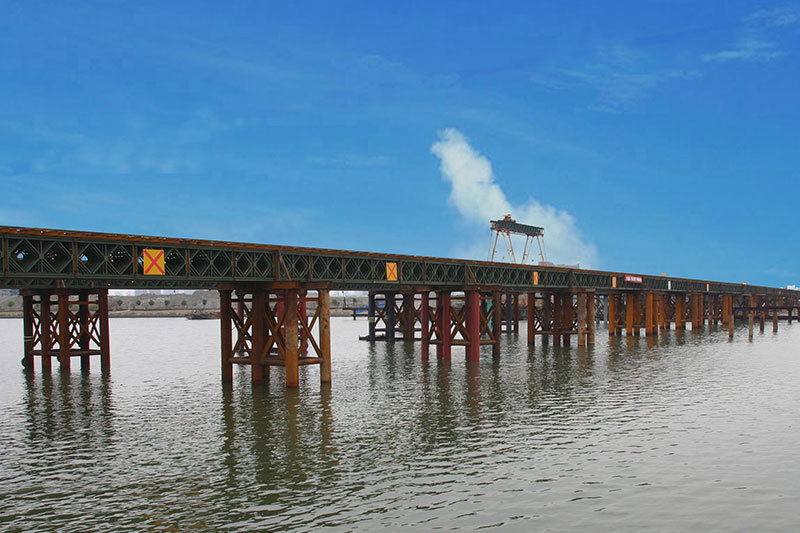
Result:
[1, 225, 794, 296]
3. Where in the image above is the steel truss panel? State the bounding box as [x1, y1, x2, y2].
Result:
[1, 226, 796, 298]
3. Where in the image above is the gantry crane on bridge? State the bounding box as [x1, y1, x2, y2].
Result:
[489, 214, 547, 265]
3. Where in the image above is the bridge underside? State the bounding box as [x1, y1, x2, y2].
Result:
[13, 285, 800, 387]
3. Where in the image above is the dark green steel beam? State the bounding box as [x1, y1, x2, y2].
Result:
[0, 226, 793, 297]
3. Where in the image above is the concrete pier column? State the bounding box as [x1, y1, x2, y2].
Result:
[645, 293, 656, 336]
[748, 295, 755, 340]
[542, 293, 551, 345]
[577, 292, 587, 346]
[299, 293, 309, 355]
[220, 289, 233, 383]
[421, 292, 430, 359]
[527, 291, 536, 347]
[284, 289, 300, 388]
[40, 293, 52, 372]
[466, 291, 481, 361]
[56, 292, 71, 372]
[319, 289, 332, 384]
[504, 294, 513, 334]
[608, 293, 617, 336]
[98, 290, 110, 371]
[675, 294, 686, 330]
[22, 294, 34, 369]
[402, 293, 415, 340]
[386, 292, 397, 342]
[251, 290, 266, 384]
[552, 294, 562, 347]
[367, 292, 376, 342]
[728, 297, 735, 340]
[626, 294, 636, 336]
[437, 291, 451, 359]
[772, 296, 779, 333]
[587, 292, 596, 344]
[492, 291, 502, 355]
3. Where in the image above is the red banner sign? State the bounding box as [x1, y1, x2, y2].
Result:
[624, 274, 643, 284]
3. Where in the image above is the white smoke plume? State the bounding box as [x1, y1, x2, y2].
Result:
[431, 128, 597, 268]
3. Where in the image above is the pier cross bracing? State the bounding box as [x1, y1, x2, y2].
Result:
[2, 226, 799, 387]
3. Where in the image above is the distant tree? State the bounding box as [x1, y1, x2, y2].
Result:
[202, 299, 207, 306]
[149, 300, 155, 307]
[136, 299, 141, 307]
[116, 300, 123, 307]
[181, 300, 187, 307]
[7, 301, 14, 308]
[164, 300, 170, 307]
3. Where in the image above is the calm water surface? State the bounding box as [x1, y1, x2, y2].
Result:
[1, 317, 799, 531]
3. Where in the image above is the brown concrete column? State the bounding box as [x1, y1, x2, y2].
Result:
[587, 292, 596, 344]
[284, 289, 300, 388]
[251, 290, 266, 384]
[22, 294, 34, 370]
[421, 292, 430, 359]
[437, 292, 452, 359]
[675, 294, 685, 330]
[466, 291, 481, 361]
[626, 294, 635, 336]
[645, 292, 656, 336]
[57, 292, 71, 372]
[220, 289, 233, 383]
[492, 291, 501, 356]
[527, 291, 535, 346]
[577, 292, 587, 346]
[608, 293, 617, 336]
[98, 290, 110, 372]
[319, 289, 332, 383]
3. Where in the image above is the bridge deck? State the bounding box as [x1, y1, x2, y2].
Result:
[0, 225, 791, 295]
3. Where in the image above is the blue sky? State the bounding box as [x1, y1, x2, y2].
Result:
[1, 1, 798, 286]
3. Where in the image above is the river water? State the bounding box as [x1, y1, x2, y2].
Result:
[1, 317, 799, 531]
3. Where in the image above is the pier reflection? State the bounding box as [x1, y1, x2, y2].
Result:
[22, 371, 114, 449]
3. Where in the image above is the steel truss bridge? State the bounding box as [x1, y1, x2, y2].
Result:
[2, 225, 798, 387]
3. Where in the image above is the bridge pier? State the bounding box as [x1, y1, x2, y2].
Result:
[608, 293, 620, 336]
[675, 293, 686, 330]
[501, 293, 520, 334]
[219, 284, 331, 387]
[526, 291, 590, 346]
[363, 291, 422, 342]
[420, 290, 497, 361]
[20, 288, 110, 373]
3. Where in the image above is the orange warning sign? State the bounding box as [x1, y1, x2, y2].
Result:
[533, 271, 539, 285]
[385, 262, 398, 282]
[143, 249, 165, 275]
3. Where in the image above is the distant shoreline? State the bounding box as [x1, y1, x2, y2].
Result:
[0, 308, 362, 319]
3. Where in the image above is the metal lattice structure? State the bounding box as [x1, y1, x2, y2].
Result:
[4, 225, 800, 387]
[1, 226, 793, 297]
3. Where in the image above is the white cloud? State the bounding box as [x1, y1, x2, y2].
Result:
[537, 44, 699, 112]
[702, 5, 799, 63]
[431, 128, 597, 268]
[701, 38, 786, 62]
[746, 5, 800, 27]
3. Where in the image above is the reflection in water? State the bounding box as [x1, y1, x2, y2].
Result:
[22, 371, 115, 451]
[1, 317, 800, 531]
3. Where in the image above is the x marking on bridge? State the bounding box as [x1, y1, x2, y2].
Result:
[143, 249, 165, 275]
[385, 262, 398, 282]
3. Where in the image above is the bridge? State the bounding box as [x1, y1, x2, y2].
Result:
[2, 225, 798, 387]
